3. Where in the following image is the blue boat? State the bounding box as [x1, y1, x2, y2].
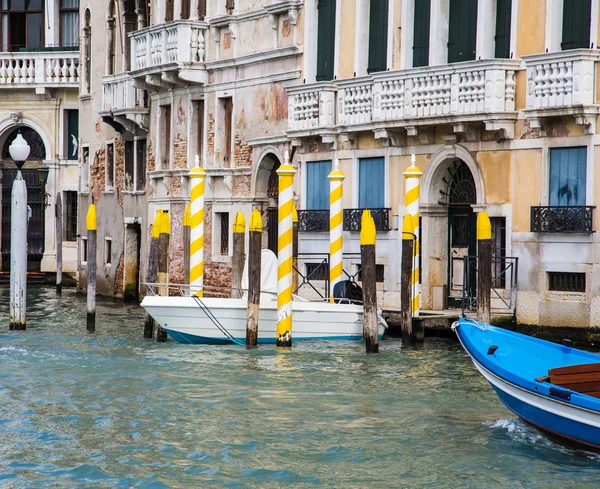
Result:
[453, 317, 600, 449]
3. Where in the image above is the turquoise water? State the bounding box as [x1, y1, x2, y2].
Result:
[0, 286, 599, 488]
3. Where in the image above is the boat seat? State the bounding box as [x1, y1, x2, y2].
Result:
[539, 363, 600, 398]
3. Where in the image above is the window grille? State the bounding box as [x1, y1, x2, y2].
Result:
[219, 213, 229, 255]
[65, 191, 77, 242]
[305, 262, 328, 281]
[357, 264, 385, 283]
[548, 272, 585, 293]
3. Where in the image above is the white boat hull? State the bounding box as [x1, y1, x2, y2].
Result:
[141, 296, 385, 344]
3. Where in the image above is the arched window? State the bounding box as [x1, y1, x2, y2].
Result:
[2, 127, 46, 161]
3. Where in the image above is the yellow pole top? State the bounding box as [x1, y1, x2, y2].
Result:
[292, 205, 298, 223]
[161, 210, 171, 235]
[477, 211, 492, 240]
[276, 163, 296, 177]
[250, 209, 262, 232]
[402, 213, 414, 240]
[189, 161, 206, 179]
[328, 158, 345, 181]
[360, 210, 376, 245]
[152, 209, 163, 239]
[233, 212, 246, 233]
[404, 154, 423, 179]
[183, 204, 190, 227]
[86, 203, 97, 231]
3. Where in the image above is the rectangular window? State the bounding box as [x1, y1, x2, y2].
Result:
[367, 0, 388, 73]
[412, 0, 431, 67]
[562, 0, 591, 50]
[82, 237, 87, 263]
[222, 97, 233, 166]
[193, 99, 205, 165]
[491, 217, 506, 288]
[136, 138, 146, 191]
[81, 145, 90, 192]
[180, 0, 190, 19]
[106, 142, 115, 189]
[1, 1, 44, 51]
[358, 157, 385, 208]
[549, 147, 587, 206]
[198, 0, 206, 19]
[165, 0, 174, 21]
[160, 105, 171, 169]
[64, 191, 77, 242]
[316, 0, 336, 81]
[217, 212, 229, 255]
[306, 160, 332, 210]
[447, 0, 477, 63]
[65, 109, 78, 160]
[60, 0, 79, 47]
[548, 272, 585, 293]
[105, 238, 112, 265]
[124, 140, 134, 191]
[494, 0, 512, 58]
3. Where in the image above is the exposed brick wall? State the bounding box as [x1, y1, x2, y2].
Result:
[115, 138, 125, 208]
[169, 203, 186, 285]
[232, 175, 251, 197]
[207, 113, 215, 156]
[114, 253, 125, 296]
[204, 203, 213, 262]
[234, 134, 252, 167]
[173, 134, 188, 169]
[147, 140, 156, 172]
[91, 148, 106, 204]
[204, 261, 232, 293]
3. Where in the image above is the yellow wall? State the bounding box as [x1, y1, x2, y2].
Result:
[389, 155, 402, 212]
[478, 151, 511, 204]
[516, 0, 545, 57]
[338, 0, 356, 79]
[512, 149, 542, 232]
[357, 131, 380, 149]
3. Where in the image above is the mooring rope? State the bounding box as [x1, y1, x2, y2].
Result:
[191, 295, 246, 346]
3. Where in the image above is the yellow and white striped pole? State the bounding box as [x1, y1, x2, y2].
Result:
[276, 151, 296, 347]
[189, 155, 206, 297]
[328, 158, 345, 302]
[404, 154, 423, 317]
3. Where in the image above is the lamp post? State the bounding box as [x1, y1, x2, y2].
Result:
[8, 132, 30, 330]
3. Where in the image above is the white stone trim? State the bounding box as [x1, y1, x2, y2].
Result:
[204, 46, 301, 70]
[545, 0, 562, 52]
[477, 0, 495, 59]
[400, 0, 414, 69]
[387, 0, 395, 69]
[354, 0, 369, 76]
[333, 0, 342, 78]
[429, 0, 449, 65]
[304, 0, 317, 83]
[510, 0, 519, 58]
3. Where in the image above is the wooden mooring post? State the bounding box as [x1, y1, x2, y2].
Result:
[144, 209, 161, 338]
[156, 210, 169, 342]
[55, 193, 63, 295]
[246, 210, 262, 346]
[232, 212, 246, 299]
[86, 203, 97, 331]
[400, 214, 414, 343]
[361, 210, 378, 354]
[477, 212, 492, 325]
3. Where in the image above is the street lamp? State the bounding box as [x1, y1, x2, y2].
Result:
[8, 132, 30, 330]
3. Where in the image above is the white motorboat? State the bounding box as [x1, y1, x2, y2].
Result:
[141, 250, 387, 344]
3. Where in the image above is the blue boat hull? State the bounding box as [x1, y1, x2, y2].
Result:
[454, 318, 600, 449]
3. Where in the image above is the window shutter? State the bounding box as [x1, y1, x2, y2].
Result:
[448, 0, 477, 63]
[306, 161, 332, 210]
[359, 158, 385, 208]
[316, 0, 336, 81]
[412, 0, 431, 67]
[494, 0, 511, 58]
[549, 147, 587, 206]
[562, 0, 591, 50]
[368, 0, 389, 73]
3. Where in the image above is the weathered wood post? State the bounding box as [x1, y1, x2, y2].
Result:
[189, 158, 206, 296]
[156, 210, 169, 342]
[328, 159, 345, 301]
[403, 155, 423, 317]
[400, 214, 415, 343]
[86, 202, 97, 331]
[246, 209, 262, 346]
[55, 193, 63, 295]
[276, 152, 296, 348]
[232, 212, 246, 298]
[360, 210, 378, 353]
[183, 204, 190, 290]
[477, 211, 492, 325]
[144, 209, 161, 338]
[292, 205, 299, 295]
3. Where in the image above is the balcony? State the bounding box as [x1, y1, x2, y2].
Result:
[287, 59, 521, 140]
[530, 206, 595, 233]
[129, 19, 208, 88]
[523, 49, 600, 134]
[298, 210, 329, 232]
[343, 208, 391, 232]
[101, 73, 149, 134]
[0, 51, 79, 89]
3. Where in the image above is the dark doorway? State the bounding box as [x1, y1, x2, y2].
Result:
[266, 160, 280, 256]
[1, 169, 46, 272]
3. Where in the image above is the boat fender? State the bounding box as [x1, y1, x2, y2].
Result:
[377, 309, 389, 330]
[487, 345, 498, 355]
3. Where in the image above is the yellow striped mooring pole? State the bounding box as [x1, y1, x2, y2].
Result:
[276, 151, 296, 347]
[328, 159, 345, 302]
[404, 154, 423, 317]
[189, 155, 206, 297]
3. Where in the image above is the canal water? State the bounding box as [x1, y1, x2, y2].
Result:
[0, 286, 599, 488]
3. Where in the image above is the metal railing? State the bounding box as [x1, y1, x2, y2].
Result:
[343, 208, 391, 231]
[531, 206, 595, 233]
[298, 209, 329, 232]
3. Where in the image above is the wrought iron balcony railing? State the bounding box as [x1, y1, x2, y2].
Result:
[343, 208, 391, 232]
[530, 206, 595, 233]
[298, 210, 329, 232]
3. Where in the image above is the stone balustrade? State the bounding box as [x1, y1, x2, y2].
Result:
[523, 49, 600, 110]
[0, 51, 79, 87]
[287, 83, 337, 133]
[102, 73, 147, 113]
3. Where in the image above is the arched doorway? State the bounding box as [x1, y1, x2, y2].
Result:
[441, 159, 477, 307]
[266, 162, 280, 255]
[254, 151, 282, 256]
[1, 127, 47, 272]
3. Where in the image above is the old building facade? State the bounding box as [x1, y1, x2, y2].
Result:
[0, 0, 80, 276]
